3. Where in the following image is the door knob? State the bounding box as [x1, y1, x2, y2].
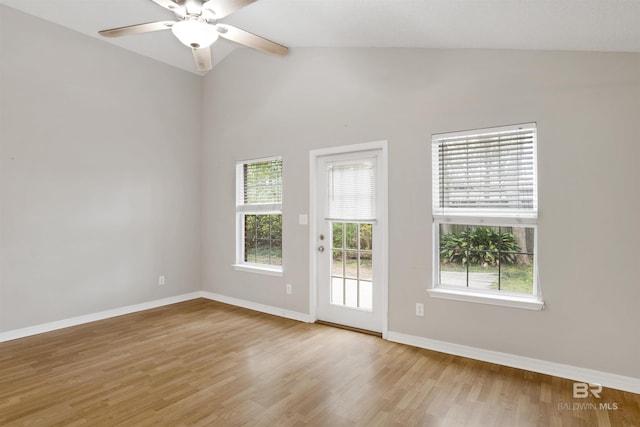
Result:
[317, 246, 325, 253]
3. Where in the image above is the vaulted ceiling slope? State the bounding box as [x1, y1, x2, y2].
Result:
[2, 0, 639, 75]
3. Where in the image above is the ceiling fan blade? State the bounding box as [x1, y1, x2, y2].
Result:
[150, 0, 186, 17]
[203, 0, 257, 19]
[192, 47, 213, 72]
[216, 24, 288, 55]
[99, 21, 176, 38]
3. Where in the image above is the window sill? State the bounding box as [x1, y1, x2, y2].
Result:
[233, 264, 283, 277]
[427, 287, 544, 311]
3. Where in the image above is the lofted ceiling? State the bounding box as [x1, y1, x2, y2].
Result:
[1, 0, 639, 75]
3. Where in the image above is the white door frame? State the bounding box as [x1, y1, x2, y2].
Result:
[309, 140, 388, 337]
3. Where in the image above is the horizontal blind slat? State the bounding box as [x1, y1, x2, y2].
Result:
[439, 132, 533, 145]
[439, 140, 534, 154]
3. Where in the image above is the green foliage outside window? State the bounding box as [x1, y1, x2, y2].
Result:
[440, 226, 520, 266]
[332, 223, 372, 260]
[244, 215, 282, 265]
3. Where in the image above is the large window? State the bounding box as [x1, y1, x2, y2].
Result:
[430, 123, 543, 310]
[235, 157, 283, 274]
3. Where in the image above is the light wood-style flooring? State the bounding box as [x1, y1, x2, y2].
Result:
[1, 299, 638, 426]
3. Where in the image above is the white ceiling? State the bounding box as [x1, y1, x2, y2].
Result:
[2, 0, 640, 75]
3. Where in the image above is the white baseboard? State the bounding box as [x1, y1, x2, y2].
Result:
[0, 292, 202, 343]
[200, 291, 312, 323]
[386, 331, 640, 395]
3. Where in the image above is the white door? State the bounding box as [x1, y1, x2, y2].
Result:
[312, 144, 387, 333]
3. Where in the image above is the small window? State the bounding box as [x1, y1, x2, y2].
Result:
[235, 157, 283, 274]
[429, 124, 543, 310]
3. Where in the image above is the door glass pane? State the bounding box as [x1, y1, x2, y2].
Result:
[332, 222, 343, 249]
[359, 252, 372, 281]
[359, 280, 373, 310]
[360, 223, 372, 250]
[332, 250, 343, 277]
[344, 251, 358, 279]
[345, 223, 358, 249]
[344, 279, 358, 308]
[329, 222, 374, 311]
[331, 277, 344, 305]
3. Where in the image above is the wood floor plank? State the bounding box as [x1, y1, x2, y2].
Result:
[0, 298, 638, 426]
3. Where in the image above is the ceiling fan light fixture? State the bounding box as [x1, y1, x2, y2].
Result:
[171, 19, 218, 49]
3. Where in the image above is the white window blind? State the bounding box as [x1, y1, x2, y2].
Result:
[432, 124, 537, 219]
[237, 158, 282, 213]
[326, 159, 376, 222]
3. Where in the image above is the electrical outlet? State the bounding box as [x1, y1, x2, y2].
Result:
[286, 284, 292, 295]
[159, 275, 165, 286]
[416, 303, 424, 317]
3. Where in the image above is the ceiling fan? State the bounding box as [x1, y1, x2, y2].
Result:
[99, 0, 288, 72]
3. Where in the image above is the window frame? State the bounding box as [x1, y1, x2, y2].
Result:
[233, 156, 284, 276]
[429, 124, 543, 310]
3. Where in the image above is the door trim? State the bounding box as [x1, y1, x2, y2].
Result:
[309, 140, 389, 338]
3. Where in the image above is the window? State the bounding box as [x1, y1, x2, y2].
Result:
[429, 123, 543, 310]
[235, 157, 283, 275]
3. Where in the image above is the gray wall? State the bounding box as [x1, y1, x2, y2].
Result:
[0, 6, 202, 331]
[201, 48, 640, 378]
